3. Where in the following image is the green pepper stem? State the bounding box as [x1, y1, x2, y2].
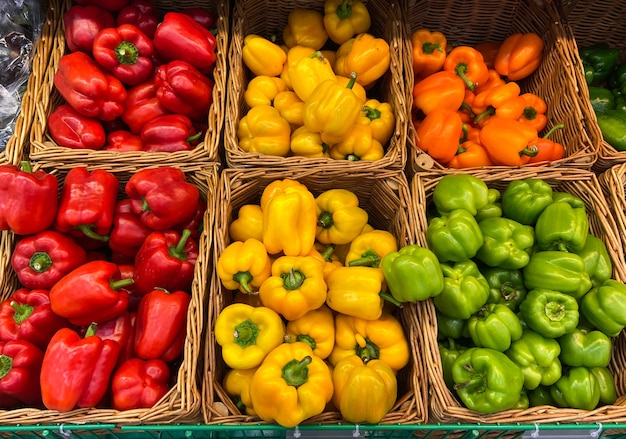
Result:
[347, 249, 381, 267]
[522, 106, 538, 121]
[20, 161, 32, 173]
[346, 72, 357, 89]
[310, 51, 324, 61]
[187, 131, 203, 144]
[422, 42, 443, 55]
[542, 123, 565, 140]
[296, 334, 317, 351]
[519, 146, 539, 157]
[233, 319, 260, 348]
[282, 356, 312, 387]
[319, 244, 335, 262]
[142, 197, 150, 212]
[29, 251, 52, 273]
[10, 301, 33, 325]
[455, 63, 476, 90]
[317, 211, 334, 229]
[169, 229, 192, 260]
[115, 41, 139, 65]
[363, 106, 381, 121]
[500, 283, 519, 302]
[345, 153, 361, 161]
[233, 271, 254, 294]
[0, 355, 12, 380]
[356, 337, 380, 362]
[459, 102, 476, 119]
[85, 322, 98, 338]
[75, 224, 110, 242]
[473, 107, 495, 124]
[281, 268, 305, 290]
[380, 291, 403, 307]
[335, 0, 352, 19]
[110, 278, 135, 291]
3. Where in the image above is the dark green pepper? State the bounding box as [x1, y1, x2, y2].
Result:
[505, 329, 562, 390]
[534, 201, 589, 253]
[439, 338, 468, 389]
[580, 43, 620, 85]
[588, 86, 616, 114]
[467, 303, 523, 352]
[528, 385, 556, 407]
[437, 311, 468, 340]
[607, 62, 626, 90]
[482, 266, 527, 311]
[581, 279, 626, 337]
[550, 366, 600, 410]
[558, 327, 612, 368]
[597, 109, 626, 151]
[475, 217, 534, 270]
[432, 174, 490, 216]
[522, 251, 593, 300]
[591, 367, 617, 406]
[613, 90, 626, 112]
[426, 209, 483, 263]
[519, 289, 579, 338]
[474, 188, 502, 223]
[575, 234, 613, 288]
[433, 260, 490, 320]
[501, 178, 553, 226]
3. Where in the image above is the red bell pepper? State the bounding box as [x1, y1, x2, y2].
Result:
[116, 0, 159, 39]
[0, 340, 45, 408]
[181, 7, 217, 31]
[108, 199, 152, 257]
[11, 230, 87, 289]
[527, 123, 566, 164]
[174, 200, 207, 241]
[75, 0, 130, 12]
[103, 130, 144, 151]
[133, 230, 198, 296]
[125, 166, 200, 230]
[155, 60, 214, 121]
[63, 5, 115, 54]
[141, 114, 202, 152]
[40, 324, 120, 412]
[93, 311, 136, 366]
[153, 12, 216, 74]
[0, 162, 58, 235]
[92, 24, 154, 86]
[48, 104, 106, 150]
[121, 80, 171, 134]
[134, 288, 190, 361]
[54, 52, 127, 121]
[54, 167, 119, 242]
[117, 264, 142, 311]
[111, 357, 170, 410]
[49, 260, 132, 326]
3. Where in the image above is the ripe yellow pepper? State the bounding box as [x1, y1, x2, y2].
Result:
[334, 223, 374, 263]
[332, 355, 397, 423]
[229, 204, 263, 243]
[237, 105, 291, 156]
[329, 124, 385, 161]
[274, 91, 305, 127]
[249, 342, 333, 427]
[285, 305, 335, 359]
[259, 255, 327, 321]
[283, 9, 328, 50]
[223, 367, 258, 416]
[280, 45, 316, 89]
[217, 238, 271, 294]
[291, 51, 337, 101]
[344, 229, 398, 268]
[214, 303, 285, 370]
[261, 179, 318, 256]
[242, 34, 287, 77]
[329, 312, 410, 372]
[326, 266, 389, 320]
[308, 244, 344, 280]
[316, 188, 369, 245]
[357, 98, 395, 145]
[244, 76, 287, 108]
[336, 75, 367, 101]
[334, 33, 391, 87]
[323, 0, 372, 45]
[290, 126, 330, 158]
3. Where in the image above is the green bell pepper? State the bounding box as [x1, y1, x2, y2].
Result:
[511, 390, 530, 410]
[535, 201, 589, 253]
[433, 260, 490, 320]
[607, 62, 626, 89]
[588, 86, 616, 114]
[467, 303, 523, 352]
[474, 188, 502, 223]
[597, 109, 626, 151]
[558, 327, 611, 368]
[528, 385, 556, 407]
[551, 191, 585, 208]
[475, 217, 534, 270]
[482, 267, 527, 311]
[519, 289, 579, 338]
[613, 90, 626, 112]
[522, 251, 593, 300]
[437, 311, 468, 340]
[580, 43, 620, 85]
[575, 234, 613, 288]
[381, 244, 444, 302]
[501, 178, 553, 226]
[550, 366, 600, 410]
[426, 209, 483, 263]
[451, 347, 524, 414]
[439, 338, 468, 389]
[591, 367, 617, 405]
[581, 279, 626, 337]
[505, 329, 562, 390]
[432, 174, 490, 216]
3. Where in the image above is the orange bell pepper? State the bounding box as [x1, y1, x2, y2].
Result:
[494, 32, 544, 81]
[447, 140, 493, 169]
[518, 92, 548, 132]
[415, 108, 463, 164]
[473, 69, 505, 95]
[443, 46, 489, 91]
[474, 41, 501, 69]
[411, 29, 447, 79]
[479, 117, 539, 166]
[412, 70, 465, 115]
[527, 123, 565, 164]
[473, 82, 525, 125]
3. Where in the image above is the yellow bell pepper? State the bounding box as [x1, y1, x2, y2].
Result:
[334, 32, 391, 87]
[323, 0, 372, 45]
[223, 367, 258, 416]
[237, 105, 291, 156]
[332, 355, 397, 423]
[274, 91, 305, 127]
[329, 312, 410, 372]
[344, 229, 398, 268]
[321, 49, 337, 66]
[290, 126, 331, 158]
[329, 124, 385, 161]
[214, 303, 285, 370]
[229, 204, 264, 243]
[242, 34, 287, 77]
[283, 9, 328, 50]
[291, 51, 337, 102]
[316, 188, 369, 245]
[357, 98, 395, 145]
[258, 255, 327, 321]
[260, 178, 310, 209]
[334, 223, 374, 263]
[285, 305, 335, 359]
[261, 179, 318, 256]
[326, 266, 392, 320]
[336, 75, 366, 101]
[303, 72, 364, 144]
[244, 76, 287, 108]
[280, 45, 316, 90]
[217, 238, 271, 294]
[308, 244, 344, 280]
[249, 342, 333, 427]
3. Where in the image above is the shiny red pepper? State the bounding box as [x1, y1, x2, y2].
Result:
[155, 60, 214, 121]
[0, 288, 70, 350]
[0, 340, 45, 408]
[134, 288, 191, 361]
[116, 0, 159, 39]
[527, 123, 566, 164]
[140, 114, 202, 152]
[63, 5, 115, 54]
[174, 200, 206, 241]
[0, 162, 58, 235]
[103, 130, 144, 151]
[181, 7, 217, 31]
[54, 52, 127, 121]
[111, 357, 170, 410]
[121, 80, 172, 134]
[133, 230, 198, 296]
[40, 324, 120, 412]
[49, 260, 132, 326]
[75, 0, 130, 12]
[108, 199, 153, 258]
[93, 311, 136, 366]
[48, 104, 106, 150]
[11, 230, 87, 289]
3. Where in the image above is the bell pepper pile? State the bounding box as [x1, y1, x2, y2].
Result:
[236, 0, 396, 161]
[50, 0, 218, 152]
[579, 43, 626, 151]
[408, 173, 624, 414]
[410, 29, 566, 167]
[0, 162, 204, 411]
[216, 178, 410, 426]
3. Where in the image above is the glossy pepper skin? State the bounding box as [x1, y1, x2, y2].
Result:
[244, 76, 287, 108]
[550, 366, 600, 410]
[518, 92, 548, 132]
[494, 32, 544, 81]
[451, 347, 524, 414]
[285, 305, 335, 360]
[411, 29, 447, 79]
[238, 105, 291, 157]
[323, 0, 371, 45]
[111, 357, 170, 411]
[325, 266, 390, 321]
[242, 34, 286, 77]
[358, 98, 395, 145]
[96, 311, 136, 366]
[334, 33, 390, 87]
[283, 9, 328, 50]
[579, 43, 620, 86]
[41, 325, 120, 412]
[122, 80, 172, 134]
[55, 52, 127, 121]
[381, 244, 444, 302]
[475, 217, 534, 270]
[443, 46, 489, 91]
[116, 0, 159, 39]
[229, 204, 264, 243]
[223, 367, 258, 416]
[155, 60, 214, 121]
[416, 108, 464, 164]
[217, 238, 271, 294]
[596, 110, 626, 151]
[48, 104, 106, 150]
[329, 124, 384, 161]
[277, 92, 306, 129]
[439, 338, 468, 389]
[591, 366, 618, 405]
[427, 209, 484, 263]
[141, 114, 202, 152]
[581, 279, 626, 337]
[575, 235, 613, 288]
[535, 201, 589, 253]
[0, 340, 44, 408]
[482, 267, 527, 311]
[501, 178, 553, 226]
[519, 289, 579, 339]
[505, 329, 562, 390]
[467, 303, 523, 352]
[523, 251, 592, 300]
[103, 130, 143, 152]
[344, 230, 398, 268]
[558, 327, 611, 368]
[64, 5, 115, 54]
[412, 71, 466, 115]
[432, 174, 490, 216]
[433, 260, 490, 320]
[292, 51, 337, 102]
[108, 199, 152, 258]
[315, 189, 368, 245]
[479, 117, 539, 166]
[214, 303, 284, 370]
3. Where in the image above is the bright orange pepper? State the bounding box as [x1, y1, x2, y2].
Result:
[473, 69, 506, 95]
[479, 116, 539, 166]
[473, 82, 525, 125]
[518, 92, 548, 132]
[443, 46, 490, 91]
[494, 33, 544, 81]
[412, 70, 465, 115]
[447, 140, 493, 169]
[411, 29, 447, 79]
[474, 41, 501, 69]
[415, 108, 463, 164]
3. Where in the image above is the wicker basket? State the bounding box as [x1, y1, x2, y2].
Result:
[412, 167, 626, 424]
[202, 167, 427, 425]
[555, 0, 626, 173]
[28, 0, 228, 166]
[401, 0, 598, 175]
[223, 0, 407, 171]
[0, 162, 218, 425]
[599, 163, 626, 270]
